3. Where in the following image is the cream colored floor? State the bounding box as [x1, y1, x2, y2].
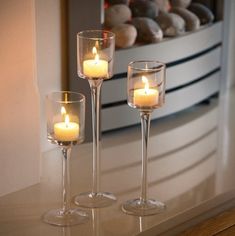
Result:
[0, 87, 235, 236]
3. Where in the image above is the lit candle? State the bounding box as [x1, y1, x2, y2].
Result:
[83, 46, 108, 78]
[54, 108, 79, 141]
[133, 76, 159, 107]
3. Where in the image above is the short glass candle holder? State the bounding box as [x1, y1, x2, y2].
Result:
[122, 61, 166, 216]
[42, 91, 88, 226]
[75, 30, 116, 208]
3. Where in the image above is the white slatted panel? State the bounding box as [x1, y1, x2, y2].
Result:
[101, 72, 220, 131]
[101, 23, 222, 132]
[166, 47, 221, 90]
[102, 47, 221, 104]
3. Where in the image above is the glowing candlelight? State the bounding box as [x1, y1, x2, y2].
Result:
[54, 107, 79, 141]
[83, 46, 108, 78]
[133, 76, 159, 107]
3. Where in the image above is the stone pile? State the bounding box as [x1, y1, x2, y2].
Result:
[104, 0, 214, 48]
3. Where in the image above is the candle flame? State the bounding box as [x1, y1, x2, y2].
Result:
[92, 46, 97, 55]
[142, 76, 149, 93]
[61, 106, 66, 115]
[65, 114, 70, 127]
[92, 46, 99, 63]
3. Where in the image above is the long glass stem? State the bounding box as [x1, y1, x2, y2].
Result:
[89, 79, 103, 195]
[61, 147, 72, 213]
[92, 209, 100, 236]
[140, 111, 151, 203]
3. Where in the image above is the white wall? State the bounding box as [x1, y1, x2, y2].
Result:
[0, 0, 65, 196]
[35, 0, 66, 152]
[0, 0, 40, 196]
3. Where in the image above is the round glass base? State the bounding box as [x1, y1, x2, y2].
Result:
[74, 192, 117, 208]
[41, 208, 89, 226]
[122, 198, 166, 216]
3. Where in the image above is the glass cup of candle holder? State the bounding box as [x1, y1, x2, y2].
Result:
[75, 30, 116, 208]
[42, 91, 88, 226]
[122, 61, 166, 216]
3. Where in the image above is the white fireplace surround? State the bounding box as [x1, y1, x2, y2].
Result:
[101, 22, 222, 131]
[68, 1, 225, 139]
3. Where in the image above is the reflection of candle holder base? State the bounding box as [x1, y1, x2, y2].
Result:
[122, 198, 165, 216]
[42, 208, 88, 226]
[74, 192, 116, 208]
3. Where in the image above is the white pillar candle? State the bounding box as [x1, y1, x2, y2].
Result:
[133, 76, 159, 107]
[54, 115, 79, 141]
[134, 88, 159, 107]
[83, 47, 108, 78]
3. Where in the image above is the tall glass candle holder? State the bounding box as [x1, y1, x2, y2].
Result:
[122, 61, 166, 216]
[74, 30, 116, 208]
[42, 91, 88, 226]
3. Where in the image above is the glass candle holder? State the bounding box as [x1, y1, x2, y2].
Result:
[122, 61, 166, 216]
[42, 91, 88, 226]
[75, 30, 116, 208]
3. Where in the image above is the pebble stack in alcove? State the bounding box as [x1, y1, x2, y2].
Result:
[104, 0, 214, 48]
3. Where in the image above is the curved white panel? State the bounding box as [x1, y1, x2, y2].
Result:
[102, 47, 221, 104]
[101, 72, 220, 131]
[166, 47, 221, 90]
[114, 22, 222, 74]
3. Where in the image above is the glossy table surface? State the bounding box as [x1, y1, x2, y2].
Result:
[0, 89, 235, 236]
